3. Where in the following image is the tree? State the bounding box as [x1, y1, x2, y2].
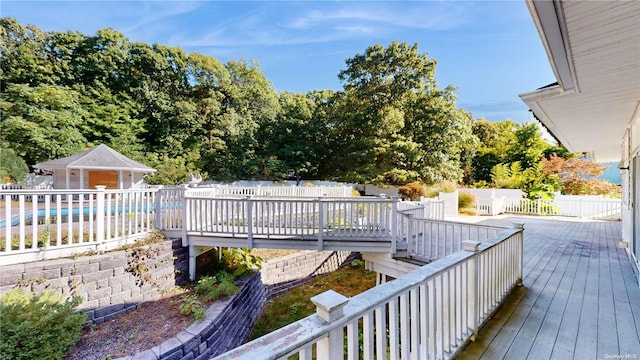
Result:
[471, 119, 518, 183]
[0, 18, 54, 86]
[0, 145, 29, 183]
[205, 59, 280, 181]
[509, 122, 550, 169]
[1, 84, 87, 166]
[330, 42, 475, 185]
[541, 154, 618, 196]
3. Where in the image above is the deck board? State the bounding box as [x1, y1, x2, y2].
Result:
[457, 216, 640, 360]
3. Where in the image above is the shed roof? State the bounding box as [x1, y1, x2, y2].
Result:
[34, 144, 156, 173]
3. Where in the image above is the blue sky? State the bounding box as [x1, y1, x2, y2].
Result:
[2, 1, 556, 123]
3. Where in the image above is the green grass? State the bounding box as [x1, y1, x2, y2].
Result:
[248, 259, 376, 340]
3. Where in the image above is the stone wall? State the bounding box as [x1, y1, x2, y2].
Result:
[261, 250, 356, 299]
[0, 238, 188, 324]
[119, 273, 265, 360]
[1, 246, 356, 359]
[119, 251, 355, 359]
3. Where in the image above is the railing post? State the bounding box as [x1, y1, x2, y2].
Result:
[513, 222, 525, 286]
[318, 199, 324, 251]
[182, 187, 189, 247]
[311, 290, 349, 360]
[405, 213, 413, 256]
[579, 198, 584, 218]
[390, 196, 398, 254]
[95, 186, 106, 246]
[463, 240, 481, 341]
[154, 189, 163, 230]
[246, 197, 254, 249]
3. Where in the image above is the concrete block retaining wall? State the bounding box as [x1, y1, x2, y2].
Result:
[261, 250, 356, 299]
[121, 250, 355, 360]
[119, 273, 265, 360]
[2, 246, 354, 359]
[0, 238, 189, 324]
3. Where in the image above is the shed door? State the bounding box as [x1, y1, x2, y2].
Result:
[89, 171, 118, 189]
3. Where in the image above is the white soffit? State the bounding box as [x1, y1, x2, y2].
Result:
[520, 0, 640, 162]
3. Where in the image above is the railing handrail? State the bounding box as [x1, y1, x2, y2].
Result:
[401, 214, 508, 231]
[214, 226, 523, 359]
[0, 188, 159, 195]
[184, 194, 394, 203]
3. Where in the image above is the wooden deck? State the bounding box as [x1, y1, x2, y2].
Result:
[457, 216, 640, 360]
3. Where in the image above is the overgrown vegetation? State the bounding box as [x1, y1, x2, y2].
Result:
[248, 259, 375, 340]
[458, 191, 476, 215]
[176, 272, 239, 322]
[0, 289, 86, 360]
[173, 249, 258, 322]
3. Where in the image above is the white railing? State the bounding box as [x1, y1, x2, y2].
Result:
[552, 197, 621, 218]
[155, 187, 187, 240]
[190, 185, 353, 198]
[399, 215, 508, 261]
[503, 197, 555, 215]
[0, 187, 158, 265]
[476, 197, 505, 216]
[399, 199, 446, 220]
[478, 196, 621, 219]
[214, 224, 524, 360]
[184, 196, 398, 250]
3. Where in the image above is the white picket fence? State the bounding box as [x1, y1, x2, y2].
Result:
[214, 225, 524, 360]
[477, 195, 621, 219]
[0, 187, 158, 265]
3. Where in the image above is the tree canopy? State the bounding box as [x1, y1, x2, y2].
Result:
[0, 19, 618, 196]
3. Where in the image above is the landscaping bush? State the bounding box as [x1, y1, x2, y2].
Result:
[437, 180, 457, 193]
[398, 182, 425, 201]
[0, 289, 86, 360]
[458, 191, 476, 209]
[458, 191, 477, 215]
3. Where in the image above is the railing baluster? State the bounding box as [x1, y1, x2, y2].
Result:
[31, 199, 38, 250]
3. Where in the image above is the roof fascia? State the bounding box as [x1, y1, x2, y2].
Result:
[526, 0, 579, 93]
[519, 85, 576, 152]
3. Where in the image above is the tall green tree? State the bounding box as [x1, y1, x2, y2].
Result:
[1, 84, 87, 166]
[509, 121, 550, 169]
[471, 119, 518, 184]
[331, 42, 475, 185]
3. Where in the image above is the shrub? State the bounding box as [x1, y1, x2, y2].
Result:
[194, 272, 238, 302]
[437, 180, 457, 193]
[222, 248, 263, 277]
[398, 182, 425, 201]
[0, 289, 86, 360]
[458, 191, 476, 209]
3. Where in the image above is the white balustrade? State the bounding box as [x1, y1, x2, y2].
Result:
[398, 199, 445, 220]
[182, 185, 353, 198]
[400, 215, 507, 261]
[479, 195, 621, 219]
[184, 196, 396, 245]
[214, 224, 524, 360]
[0, 188, 157, 265]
